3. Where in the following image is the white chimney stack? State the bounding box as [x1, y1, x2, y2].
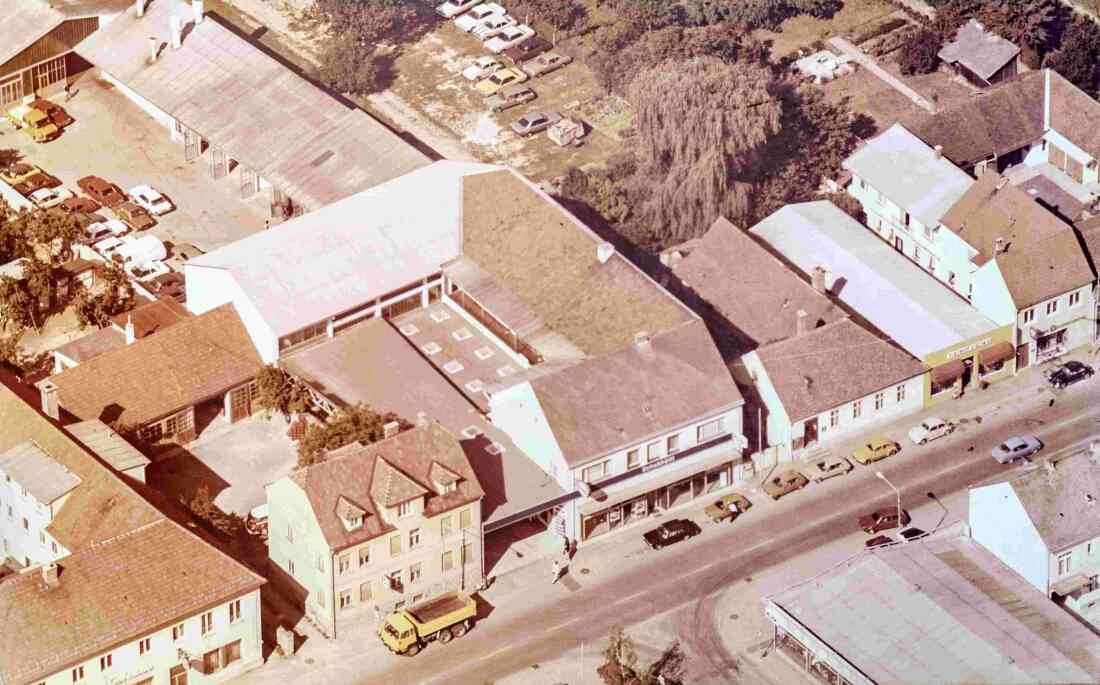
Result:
[39, 379, 59, 421]
[596, 241, 615, 264]
[383, 420, 400, 439]
[192, 0, 205, 24]
[124, 314, 135, 345]
[811, 266, 827, 294]
[933, 144, 943, 159]
[42, 562, 60, 589]
[796, 309, 809, 337]
[134, 0, 144, 18]
[634, 331, 651, 349]
[416, 411, 429, 428]
[147, 37, 158, 64]
[170, 15, 183, 49]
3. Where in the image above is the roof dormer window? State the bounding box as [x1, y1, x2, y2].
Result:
[336, 495, 367, 532]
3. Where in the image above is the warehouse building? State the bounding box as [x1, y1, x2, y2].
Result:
[0, 1, 103, 107]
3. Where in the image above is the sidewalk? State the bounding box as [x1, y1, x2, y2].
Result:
[829, 36, 937, 113]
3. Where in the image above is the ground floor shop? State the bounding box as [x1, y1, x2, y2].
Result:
[1016, 315, 1094, 369]
[765, 602, 871, 685]
[924, 325, 1015, 405]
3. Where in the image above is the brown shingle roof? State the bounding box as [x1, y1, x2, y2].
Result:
[50, 304, 262, 426]
[529, 319, 743, 467]
[673, 217, 847, 350]
[0, 383, 161, 551]
[109, 297, 192, 339]
[370, 458, 429, 508]
[460, 169, 695, 358]
[910, 71, 1044, 167]
[289, 421, 483, 551]
[937, 19, 1020, 81]
[994, 230, 1094, 309]
[0, 519, 264, 685]
[1049, 69, 1100, 162]
[754, 319, 925, 422]
[940, 171, 1070, 264]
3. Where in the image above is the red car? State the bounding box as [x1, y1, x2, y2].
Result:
[58, 196, 102, 215]
[31, 98, 73, 128]
[12, 172, 61, 196]
[77, 175, 126, 208]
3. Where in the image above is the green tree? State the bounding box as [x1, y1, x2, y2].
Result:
[0, 275, 36, 333]
[1043, 17, 1100, 97]
[898, 29, 943, 75]
[72, 264, 134, 328]
[298, 403, 404, 467]
[510, 0, 588, 31]
[598, 626, 686, 685]
[627, 56, 781, 246]
[254, 364, 312, 418]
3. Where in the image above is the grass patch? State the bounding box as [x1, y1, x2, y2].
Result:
[755, 0, 899, 59]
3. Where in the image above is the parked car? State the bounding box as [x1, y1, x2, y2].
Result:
[865, 535, 894, 549]
[77, 176, 126, 208]
[486, 24, 536, 54]
[462, 56, 502, 81]
[487, 84, 536, 112]
[58, 196, 102, 215]
[149, 271, 186, 303]
[899, 527, 927, 542]
[472, 13, 517, 40]
[30, 98, 73, 128]
[991, 435, 1042, 464]
[763, 470, 809, 500]
[502, 35, 553, 65]
[129, 184, 173, 215]
[93, 235, 126, 259]
[511, 110, 561, 136]
[12, 171, 62, 196]
[523, 51, 573, 78]
[1047, 360, 1094, 389]
[0, 162, 44, 185]
[703, 493, 752, 524]
[84, 219, 129, 244]
[475, 67, 528, 96]
[455, 2, 504, 31]
[642, 519, 700, 550]
[113, 201, 157, 231]
[128, 259, 170, 282]
[851, 437, 900, 465]
[28, 186, 73, 209]
[436, 0, 481, 18]
[908, 417, 954, 445]
[859, 508, 910, 534]
[808, 455, 853, 483]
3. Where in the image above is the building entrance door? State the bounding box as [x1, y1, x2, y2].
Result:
[894, 236, 904, 252]
[1016, 343, 1030, 370]
[804, 417, 819, 447]
[228, 384, 252, 422]
[183, 128, 200, 162]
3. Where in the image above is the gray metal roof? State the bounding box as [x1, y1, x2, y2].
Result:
[65, 420, 151, 474]
[751, 201, 997, 359]
[0, 441, 82, 504]
[0, 1, 66, 67]
[75, 0, 429, 211]
[1008, 452, 1100, 553]
[842, 123, 974, 228]
[769, 533, 1100, 684]
[938, 19, 1021, 81]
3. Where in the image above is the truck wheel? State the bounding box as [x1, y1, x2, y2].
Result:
[439, 629, 454, 644]
[406, 643, 421, 657]
[453, 621, 469, 638]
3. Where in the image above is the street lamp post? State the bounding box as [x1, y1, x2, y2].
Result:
[876, 471, 901, 525]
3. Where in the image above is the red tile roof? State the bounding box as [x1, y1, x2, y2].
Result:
[290, 421, 484, 551]
[50, 304, 262, 426]
[0, 520, 264, 685]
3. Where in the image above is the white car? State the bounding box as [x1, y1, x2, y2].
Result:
[93, 236, 126, 259]
[128, 259, 170, 283]
[485, 24, 535, 54]
[85, 219, 128, 243]
[908, 417, 954, 445]
[455, 2, 504, 31]
[436, 0, 481, 18]
[462, 56, 502, 81]
[28, 186, 73, 209]
[473, 14, 517, 40]
[129, 184, 173, 215]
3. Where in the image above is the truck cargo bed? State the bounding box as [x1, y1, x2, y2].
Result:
[408, 592, 470, 624]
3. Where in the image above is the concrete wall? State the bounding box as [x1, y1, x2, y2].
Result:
[741, 351, 793, 456]
[40, 588, 262, 685]
[970, 481, 1050, 593]
[184, 264, 278, 363]
[100, 70, 176, 130]
[266, 478, 333, 634]
[0, 471, 70, 568]
[971, 261, 1017, 327]
[488, 382, 570, 489]
[1041, 130, 1100, 185]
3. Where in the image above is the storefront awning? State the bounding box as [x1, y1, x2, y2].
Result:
[931, 360, 966, 385]
[979, 341, 1015, 367]
[1052, 573, 1090, 597]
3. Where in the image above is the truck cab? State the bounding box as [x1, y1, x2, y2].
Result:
[7, 104, 59, 142]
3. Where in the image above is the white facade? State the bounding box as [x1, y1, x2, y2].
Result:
[183, 266, 279, 363]
[37, 589, 262, 685]
[970, 481, 1050, 593]
[0, 482, 69, 569]
[1015, 285, 1095, 366]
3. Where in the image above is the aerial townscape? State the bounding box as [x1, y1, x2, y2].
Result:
[5, 0, 1100, 684]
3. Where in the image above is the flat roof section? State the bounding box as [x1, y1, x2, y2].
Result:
[768, 533, 1100, 684]
[75, 0, 430, 211]
[751, 202, 998, 359]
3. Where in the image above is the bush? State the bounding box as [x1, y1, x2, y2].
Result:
[898, 29, 942, 75]
[848, 17, 907, 45]
[509, 0, 587, 32]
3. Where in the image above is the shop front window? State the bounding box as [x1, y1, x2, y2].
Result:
[668, 478, 693, 509]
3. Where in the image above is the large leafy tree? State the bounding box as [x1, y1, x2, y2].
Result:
[1043, 16, 1100, 97]
[598, 626, 686, 685]
[298, 403, 405, 467]
[509, 0, 587, 31]
[254, 364, 313, 418]
[72, 264, 134, 328]
[627, 56, 781, 245]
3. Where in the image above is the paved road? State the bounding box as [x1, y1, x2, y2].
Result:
[361, 386, 1100, 684]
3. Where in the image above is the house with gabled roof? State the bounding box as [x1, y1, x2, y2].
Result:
[265, 418, 484, 638]
[937, 19, 1020, 89]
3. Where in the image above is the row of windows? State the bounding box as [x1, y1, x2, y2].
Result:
[581, 418, 727, 484]
[1022, 291, 1083, 323]
[828, 384, 908, 428]
[331, 544, 475, 611]
[137, 408, 195, 443]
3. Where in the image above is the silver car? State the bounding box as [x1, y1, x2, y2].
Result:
[510, 110, 561, 136]
[992, 435, 1042, 464]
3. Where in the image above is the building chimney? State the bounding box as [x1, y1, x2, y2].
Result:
[811, 266, 827, 294]
[383, 420, 400, 439]
[147, 37, 158, 64]
[416, 411, 429, 428]
[192, 0, 205, 24]
[634, 331, 651, 349]
[596, 241, 615, 264]
[796, 309, 809, 337]
[994, 237, 1006, 254]
[124, 314, 135, 345]
[933, 144, 943, 159]
[42, 562, 59, 589]
[170, 15, 183, 49]
[39, 379, 59, 421]
[135, 0, 145, 18]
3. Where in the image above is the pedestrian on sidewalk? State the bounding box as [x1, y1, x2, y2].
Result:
[551, 559, 562, 584]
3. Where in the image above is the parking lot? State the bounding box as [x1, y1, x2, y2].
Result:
[2, 70, 271, 254]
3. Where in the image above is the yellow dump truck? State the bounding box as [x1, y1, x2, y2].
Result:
[6, 102, 59, 143]
[378, 591, 476, 656]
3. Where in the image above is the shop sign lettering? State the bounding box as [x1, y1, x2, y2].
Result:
[946, 337, 992, 361]
[642, 455, 674, 473]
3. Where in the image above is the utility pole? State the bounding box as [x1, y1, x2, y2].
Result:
[876, 471, 901, 525]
